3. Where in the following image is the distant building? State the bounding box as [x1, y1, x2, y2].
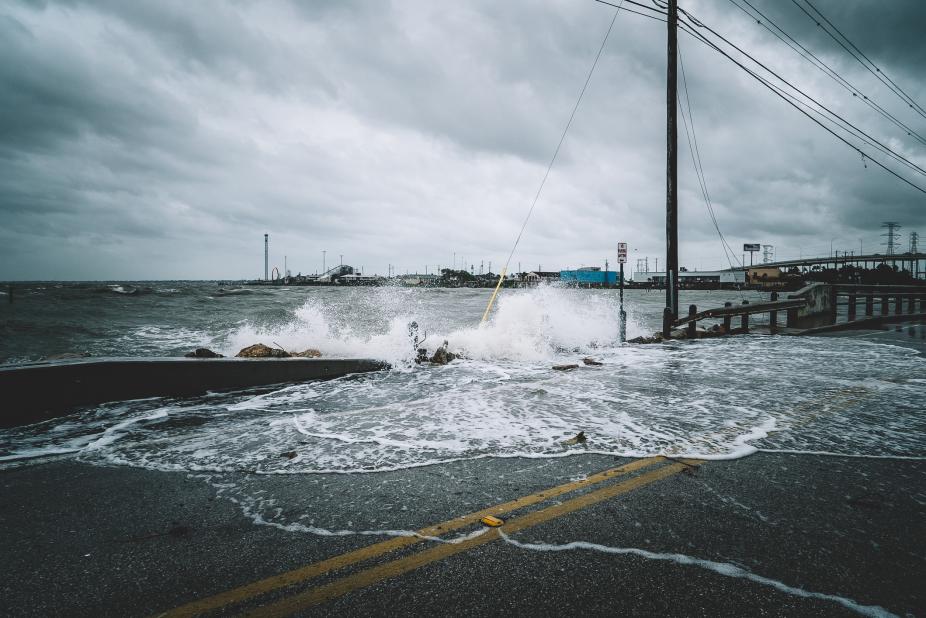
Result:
[560, 269, 619, 285]
[339, 273, 381, 285]
[746, 267, 784, 288]
[638, 270, 745, 286]
[523, 271, 560, 283]
[399, 274, 440, 286]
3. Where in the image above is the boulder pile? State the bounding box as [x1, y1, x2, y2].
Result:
[291, 348, 322, 358]
[235, 344, 290, 358]
[429, 341, 458, 365]
[230, 344, 324, 358]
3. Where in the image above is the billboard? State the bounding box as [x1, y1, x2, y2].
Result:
[743, 243, 760, 252]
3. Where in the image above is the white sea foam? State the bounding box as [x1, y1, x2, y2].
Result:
[0, 447, 82, 462]
[220, 286, 646, 365]
[498, 531, 897, 618]
[2, 286, 923, 474]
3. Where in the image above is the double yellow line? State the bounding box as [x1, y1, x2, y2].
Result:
[158, 456, 700, 617]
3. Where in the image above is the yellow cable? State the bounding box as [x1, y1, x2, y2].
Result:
[480, 268, 507, 324]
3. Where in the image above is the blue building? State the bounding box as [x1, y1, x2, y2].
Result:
[559, 268, 619, 285]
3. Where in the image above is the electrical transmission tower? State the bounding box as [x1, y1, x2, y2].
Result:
[911, 232, 921, 279]
[881, 222, 901, 255]
[762, 245, 774, 264]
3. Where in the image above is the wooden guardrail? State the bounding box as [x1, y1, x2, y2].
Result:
[795, 284, 926, 335]
[660, 282, 926, 338]
[665, 292, 803, 337]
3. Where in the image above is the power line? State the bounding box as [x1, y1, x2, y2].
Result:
[791, 0, 926, 121]
[676, 6, 926, 182]
[593, 0, 666, 23]
[675, 11, 926, 196]
[492, 0, 626, 307]
[726, 0, 926, 147]
[676, 44, 741, 269]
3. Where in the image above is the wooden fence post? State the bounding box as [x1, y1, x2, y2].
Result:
[865, 295, 873, 317]
[881, 295, 889, 316]
[687, 304, 697, 339]
[895, 295, 903, 315]
[723, 301, 732, 334]
[847, 293, 856, 321]
[769, 291, 778, 330]
[829, 286, 838, 323]
[741, 300, 750, 332]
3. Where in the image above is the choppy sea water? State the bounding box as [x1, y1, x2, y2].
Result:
[1, 282, 924, 471]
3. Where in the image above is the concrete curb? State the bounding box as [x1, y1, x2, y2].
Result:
[0, 357, 389, 427]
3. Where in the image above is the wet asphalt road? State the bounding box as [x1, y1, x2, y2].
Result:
[1, 452, 923, 617]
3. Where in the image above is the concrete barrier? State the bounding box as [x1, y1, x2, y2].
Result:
[787, 283, 834, 329]
[0, 357, 388, 428]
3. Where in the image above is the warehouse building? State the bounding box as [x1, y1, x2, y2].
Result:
[637, 270, 745, 287]
[559, 267, 619, 286]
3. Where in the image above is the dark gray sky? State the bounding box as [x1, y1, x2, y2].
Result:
[1, 0, 924, 280]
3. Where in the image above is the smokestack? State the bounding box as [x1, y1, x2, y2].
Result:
[264, 234, 269, 281]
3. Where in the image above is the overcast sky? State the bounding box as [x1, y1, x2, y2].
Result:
[1, 0, 924, 280]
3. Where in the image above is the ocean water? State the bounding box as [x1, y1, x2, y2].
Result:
[1, 282, 924, 473]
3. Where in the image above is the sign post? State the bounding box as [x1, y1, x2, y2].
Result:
[618, 242, 628, 342]
[743, 243, 760, 267]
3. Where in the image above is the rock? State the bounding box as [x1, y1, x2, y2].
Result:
[236, 343, 290, 358]
[415, 348, 429, 364]
[699, 327, 725, 339]
[185, 348, 223, 358]
[552, 364, 579, 371]
[582, 357, 603, 366]
[562, 431, 587, 445]
[292, 348, 322, 358]
[429, 341, 457, 365]
[628, 334, 663, 344]
[281, 451, 298, 459]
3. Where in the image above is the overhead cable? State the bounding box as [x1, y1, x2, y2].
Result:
[676, 18, 926, 196]
[726, 0, 926, 147]
[593, 0, 666, 23]
[791, 0, 926, 121]
[676, 6, 926, 182]
[677, 45, 741, 269]
[482, 1, 626, 323]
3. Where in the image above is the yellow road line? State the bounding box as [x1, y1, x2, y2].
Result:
[157, 457, 664, 617]
[246, 460, 702, 618]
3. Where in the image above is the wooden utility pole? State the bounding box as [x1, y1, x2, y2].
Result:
[666, 0, 679, 320]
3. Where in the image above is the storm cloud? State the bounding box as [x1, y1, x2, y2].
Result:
[1, 0, 924, 279]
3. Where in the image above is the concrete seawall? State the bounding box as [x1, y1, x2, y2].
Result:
[0, 357, 389, 428]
